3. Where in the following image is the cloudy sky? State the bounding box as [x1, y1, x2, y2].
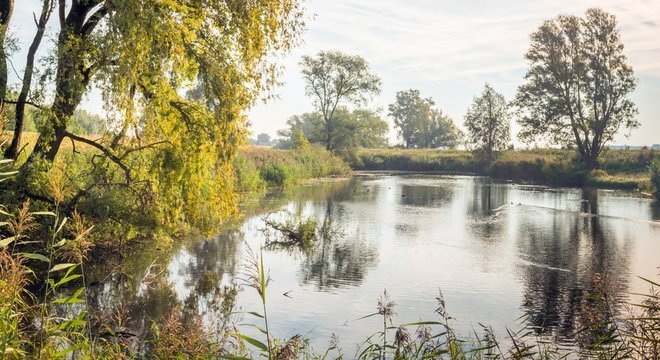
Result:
[9, 1, 660, 146]
[247, 0, 660, 146]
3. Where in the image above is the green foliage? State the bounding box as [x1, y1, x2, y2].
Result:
[5, 0, 306, 246]
[300, 51, 381, 151]
[515, 8, 638, 169]
[234, 145, 350, 192]
[68, 110, 107, 135]
[464, 83, 511, 159]
[251, 133, 273, 146]
[351, 148, 651, 189]
[276, 107, 388, 153]
[388, 89, 461, 149]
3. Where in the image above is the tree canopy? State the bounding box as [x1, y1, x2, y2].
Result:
[1, 0, 305, 233]
[463, 83, 511, 158]
[388, 89, 461, 149]
[277, 107, 388, 151]
[300, 51, 381, 151]
[514, 8, 638, 169]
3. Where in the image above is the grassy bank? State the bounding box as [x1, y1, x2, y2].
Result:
[351, 147, 656, 191]
[233, 144, 350, 192]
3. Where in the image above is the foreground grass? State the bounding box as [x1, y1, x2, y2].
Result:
[352, 147, 656, 191]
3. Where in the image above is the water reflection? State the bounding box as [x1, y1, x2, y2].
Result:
[82, 175, 660, 350]
[467, 179, 509, 217]
[299, 200, 378, 290]
[515, 188, 632, 342]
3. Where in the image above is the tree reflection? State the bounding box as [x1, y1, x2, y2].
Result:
[515, 188, 631, 344]
[85, 228, 243, 338]
[467, 180, 509, 218]
[399, 183, 454, 208]
[299, 200, 378, 290]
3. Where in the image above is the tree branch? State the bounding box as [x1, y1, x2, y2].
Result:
[64, 130, 131, 182]
[2, 98, 43, 109]
[81, 4, 107, 37]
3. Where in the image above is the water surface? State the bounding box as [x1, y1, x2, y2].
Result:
[87, 174, 660, 351]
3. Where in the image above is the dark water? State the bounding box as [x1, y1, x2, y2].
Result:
[86, 174, 660, 351]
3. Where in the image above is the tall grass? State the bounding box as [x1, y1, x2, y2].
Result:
[234, 145, 350, 192]
[352, 147, 655, 189]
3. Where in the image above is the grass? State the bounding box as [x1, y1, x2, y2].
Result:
[352, 147, 657, 191]
[233, 144, 350, 192]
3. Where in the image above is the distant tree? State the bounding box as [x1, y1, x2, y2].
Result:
[388, 89, 461, 148]
[514, 8, 638, 170]
[69, 109, 107, 135]
[352, 109, 389, 148]
[252, 133, 273, 146]
[276, 112, 324, 148]
[300, 51, 381, 151]
[276, 108, 388, 150]
[463, 83, 511, 158]
[423, 110, 461, 148]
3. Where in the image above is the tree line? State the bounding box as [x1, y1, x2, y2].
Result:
[270, 8, 638, 170]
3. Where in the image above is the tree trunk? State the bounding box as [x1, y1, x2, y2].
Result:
[5, 0, 51, 159]
[0, 0, 14, 104]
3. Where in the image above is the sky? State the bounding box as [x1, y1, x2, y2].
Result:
[9, 0, 660, 146]
[246, 0, 660, 146]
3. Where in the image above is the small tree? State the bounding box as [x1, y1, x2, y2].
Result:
[463, 83, 510, 159]
[515, 8, 638, 170]
[300, 51, 381, 151]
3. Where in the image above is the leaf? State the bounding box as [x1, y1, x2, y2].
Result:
[351, 312, 380, 322]
[236, 334, 268, 351]
[53, 297, 85, 304]
[49, 263, 77, 272]
[54, 274, 82, 287]
[246, 311, 264, 318]
[56, 217, 68, 235]
[21, 253, 50, 263]
[0, 236, 17, 248]
[31, 211, 56, 217]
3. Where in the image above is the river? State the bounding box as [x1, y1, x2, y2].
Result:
[86, 174, 660, 353]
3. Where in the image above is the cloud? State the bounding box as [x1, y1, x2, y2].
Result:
[248, 0, 660, 146]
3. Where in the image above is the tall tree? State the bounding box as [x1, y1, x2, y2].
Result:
[388, 89, 460, 148]
[514, 8, 638, 169]
[4, 0, 53, 159]
[0, 1, 304, 232]
[300, 51, 381, 151]
[1, 2, 303, 169]
[463, 83, 511, 158]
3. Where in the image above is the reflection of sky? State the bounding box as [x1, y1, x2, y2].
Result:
[232, 176, 660, 350]
[86, 175, 660, 352]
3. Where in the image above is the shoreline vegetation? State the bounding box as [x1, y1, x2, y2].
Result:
[350, 147, 657, 193]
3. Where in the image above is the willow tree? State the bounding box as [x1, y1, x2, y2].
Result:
[515, 8, 638, 170]
[2, 0, 304, 232]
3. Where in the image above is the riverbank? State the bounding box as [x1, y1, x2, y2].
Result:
[350, 147, 656, 191]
